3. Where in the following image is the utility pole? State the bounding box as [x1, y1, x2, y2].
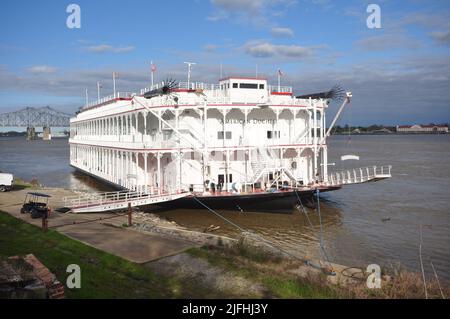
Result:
[184, 62, 196, 89]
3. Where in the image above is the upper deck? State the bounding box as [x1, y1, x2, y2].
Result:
[74, 77, 327, 123]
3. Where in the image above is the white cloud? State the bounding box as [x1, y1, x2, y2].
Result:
[85, 44, 135, 53]
[211, 0, 267, 13]
[271, 27, 294, 37]
[208, 0, 295, 25]
[27, 65, 58, 74]
[203, 44, 219, 52]
[430, 30, 450, 46]
[356, 33, 422, 51]
[311, 0, 333, 10]
[1, 57, 450, 125]
[244, 41, 313, 58]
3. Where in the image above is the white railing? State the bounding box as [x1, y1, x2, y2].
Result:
[327, 165, 392, 186]
[178, 82, 220, 91]
[268, 85, 293, 94]
[139, 83, 165, 94]
[63, 188, 188, 211]
[82, 92, 135, 111]
[140, 82, 220, 94]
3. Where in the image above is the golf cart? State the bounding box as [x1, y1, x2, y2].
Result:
[20, 192, 51, 219]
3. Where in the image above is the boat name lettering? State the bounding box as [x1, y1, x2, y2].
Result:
[219, 119, 277, 124]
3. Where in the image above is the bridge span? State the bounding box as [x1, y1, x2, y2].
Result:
[0, 106, 72, 140]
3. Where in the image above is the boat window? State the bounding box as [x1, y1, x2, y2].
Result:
[259, 84, 265, 89]
[218, 131, 232, 139]
[232, 83, 238, 88]
[163, 131, 173, 140]
[239, 83, 258, 89]
[267, 131, 280, 139]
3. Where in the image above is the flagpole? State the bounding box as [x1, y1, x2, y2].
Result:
[278, 71, 281, 92]
[220, 62, 223, 79]
[85, 89, 88, 106]
[113, 72, 116, 97]
[97, 82, 100, 100]
[256, 64, 258, 78]
[150, 61, 154, 88]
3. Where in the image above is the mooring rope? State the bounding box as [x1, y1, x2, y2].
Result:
[193, 196, 310, 259]
[294, 189, 314, 230]
[315, 189, 333, 266]
[294, 188, 334, 273]
[192, 196, 246, 233]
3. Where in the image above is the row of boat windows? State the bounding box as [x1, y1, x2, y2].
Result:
[217, 130, 280, 140]
[220, 83, 265, 90]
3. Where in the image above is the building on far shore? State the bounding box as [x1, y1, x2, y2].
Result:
[396, 124, 449, 133]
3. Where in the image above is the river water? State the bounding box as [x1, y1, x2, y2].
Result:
[1, 135, 449, 280]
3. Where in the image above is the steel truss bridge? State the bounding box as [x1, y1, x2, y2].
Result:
[0, 106, 72, 127]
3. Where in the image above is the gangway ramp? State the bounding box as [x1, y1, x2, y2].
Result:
[327, 165, 392, 187]
[63, 190, 190, 213]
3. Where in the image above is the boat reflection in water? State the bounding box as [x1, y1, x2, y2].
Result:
[152, 196, 344, 260]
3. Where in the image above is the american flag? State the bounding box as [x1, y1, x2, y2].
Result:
[151, 62, 156, 73]
[278, 69, 283, 76]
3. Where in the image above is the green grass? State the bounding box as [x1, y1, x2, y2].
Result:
[0, 211, 205, 298]
[0, 210, 355, 299]
[187, 245, 343, 299]
[12, 178, 36, 190]
[261, 277, 340, 299]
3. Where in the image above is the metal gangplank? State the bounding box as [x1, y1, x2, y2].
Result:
[326, 165, 392, 187]
[63, 190, 190, 213]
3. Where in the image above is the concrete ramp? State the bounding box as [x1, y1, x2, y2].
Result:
[60, 222, 195, 263]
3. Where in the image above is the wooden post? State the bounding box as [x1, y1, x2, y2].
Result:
[127, 203, 132, 227]
[42, 215, 48, 232]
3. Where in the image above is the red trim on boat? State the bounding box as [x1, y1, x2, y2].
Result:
[270, 92, 292, 96]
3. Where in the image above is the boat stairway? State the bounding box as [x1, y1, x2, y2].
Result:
[63, 190, 190, 213]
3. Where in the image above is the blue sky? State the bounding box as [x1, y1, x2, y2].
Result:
[1, 0, 449, 125]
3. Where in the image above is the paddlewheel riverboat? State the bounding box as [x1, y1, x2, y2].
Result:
[68, 76, 391, 212]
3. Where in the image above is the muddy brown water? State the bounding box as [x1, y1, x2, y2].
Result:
[1, 135, 449, 280]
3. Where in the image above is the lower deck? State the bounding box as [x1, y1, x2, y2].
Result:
[69, 165, 340, 213]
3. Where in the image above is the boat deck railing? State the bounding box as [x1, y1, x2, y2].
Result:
[268, 85, 293, 93]
[81, 92, 134, 112]
[327, 165, 392, 186]
[63, 189, 190, 213]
